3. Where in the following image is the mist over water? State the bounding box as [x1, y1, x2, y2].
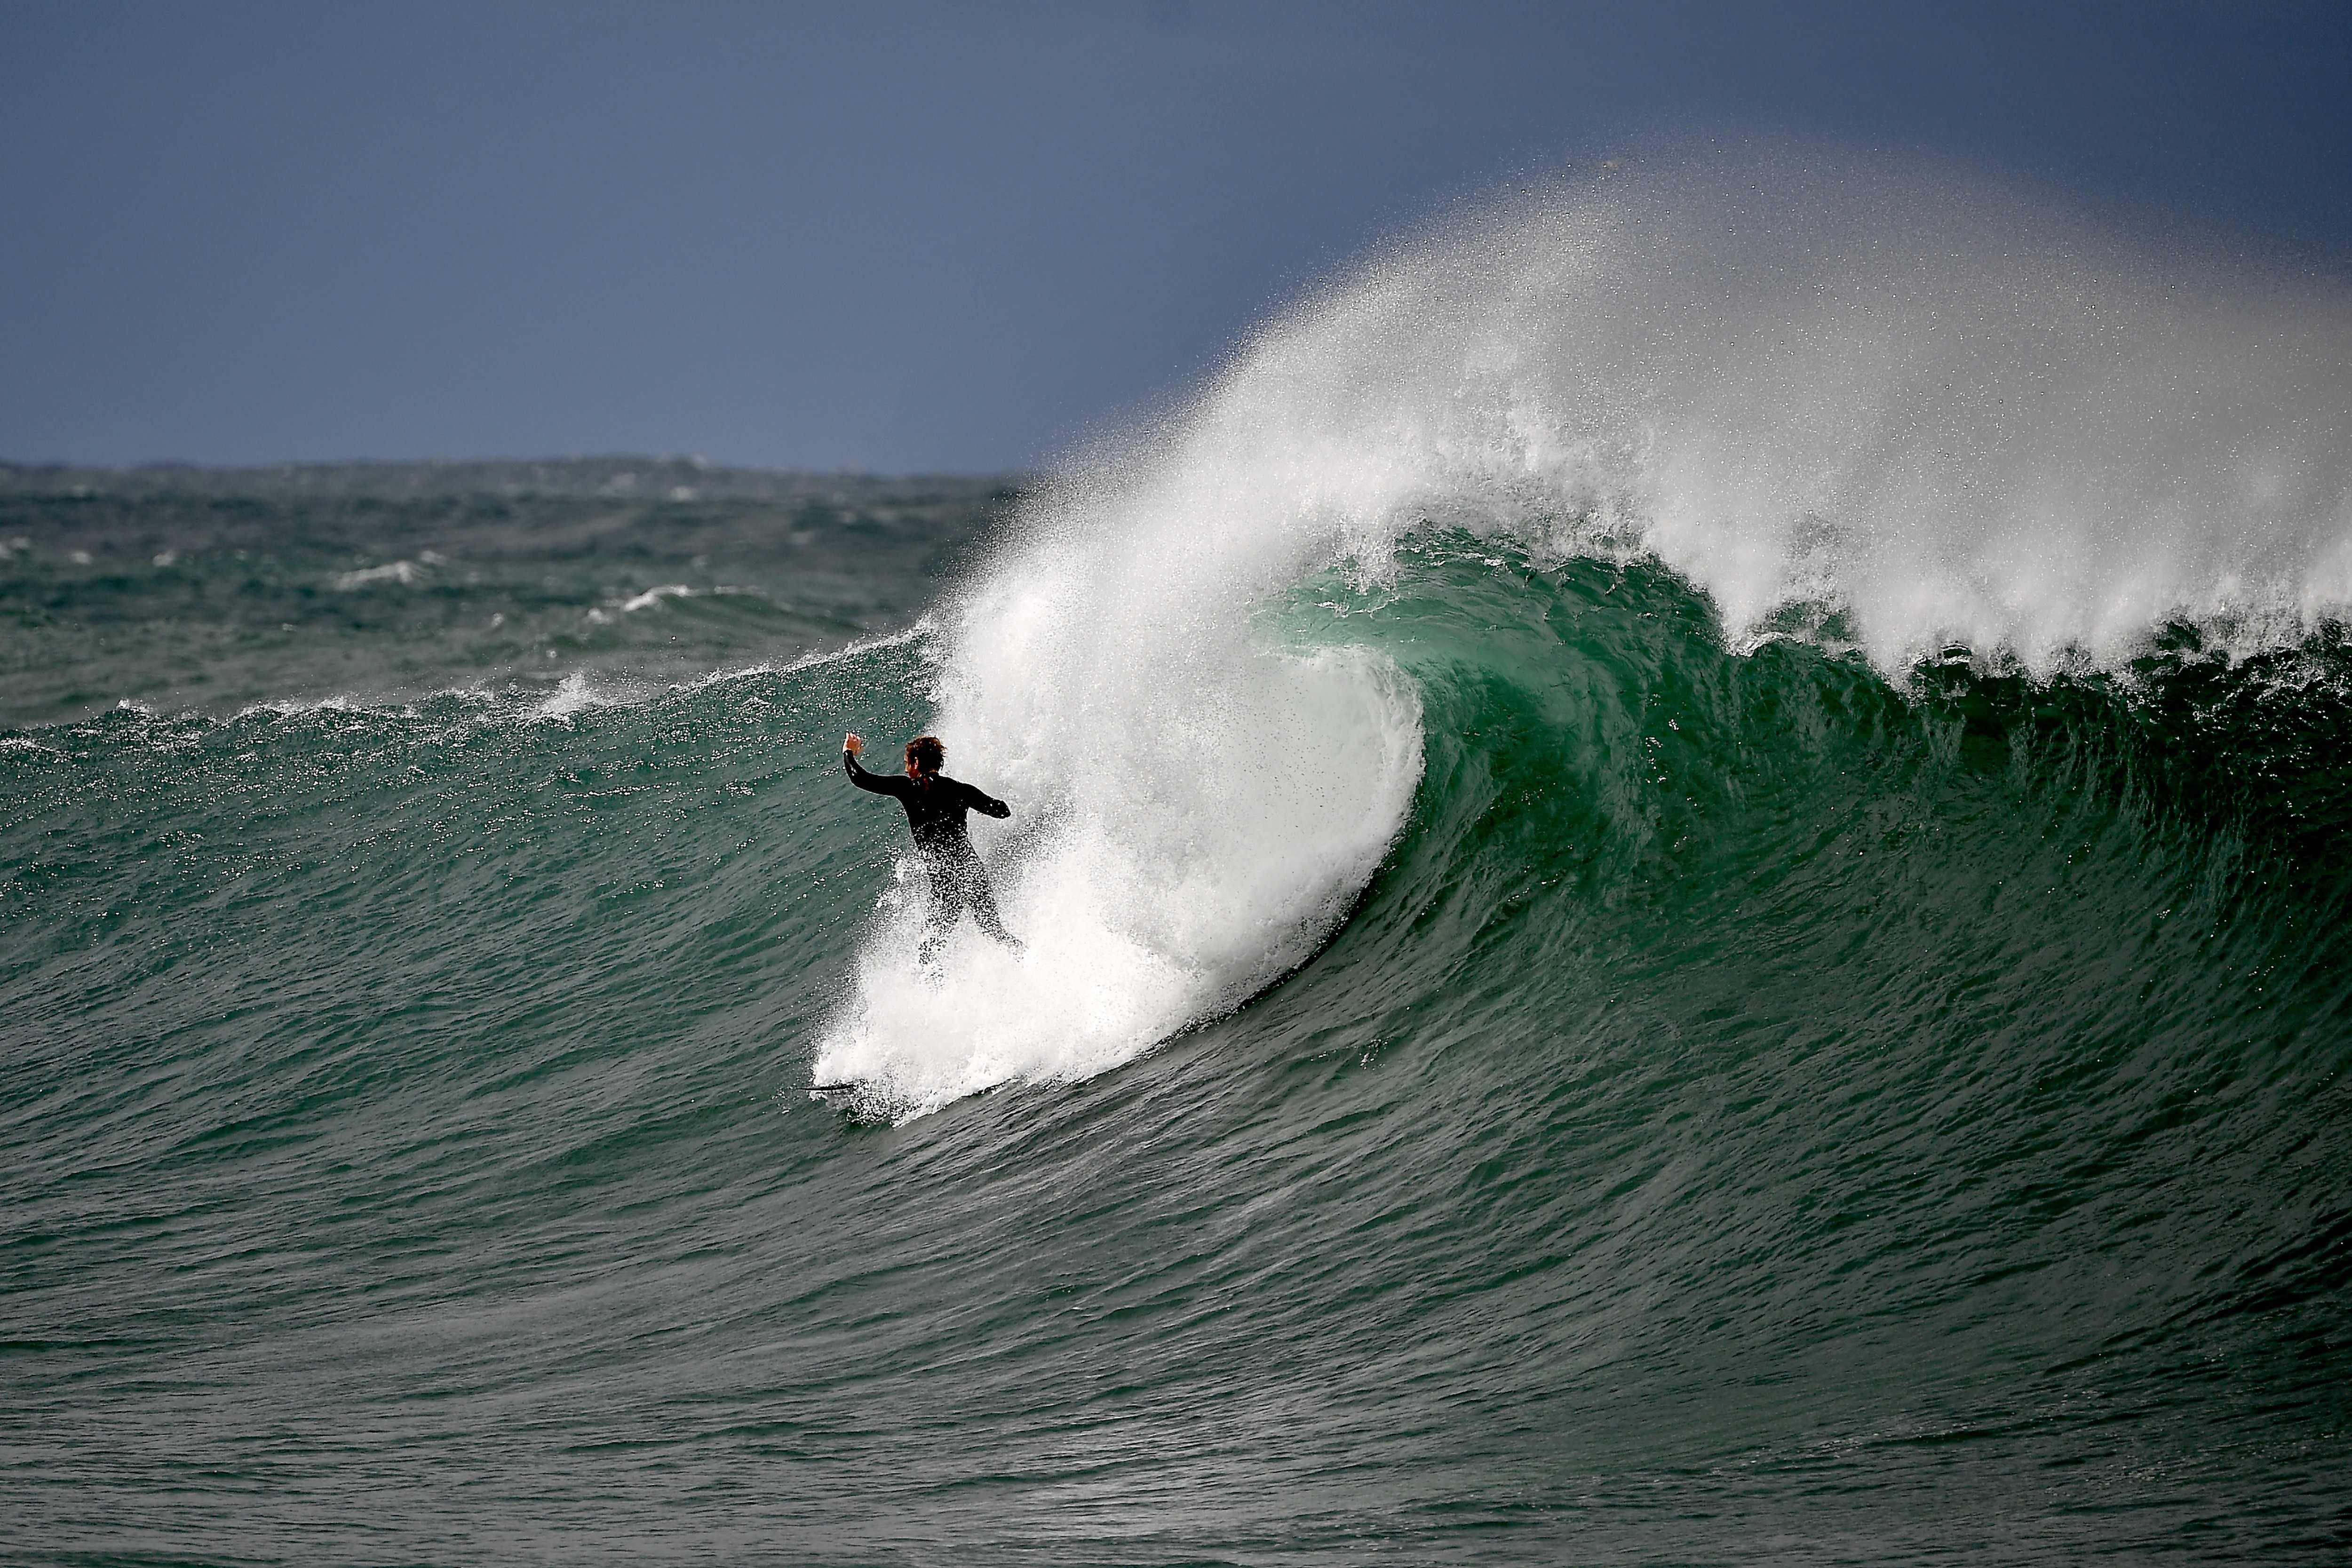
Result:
[1216, 151, 2352, 671]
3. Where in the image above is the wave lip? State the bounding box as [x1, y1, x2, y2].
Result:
[1216, 147, 2352, 678]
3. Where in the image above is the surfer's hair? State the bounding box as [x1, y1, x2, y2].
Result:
[906, 735, 945, 775]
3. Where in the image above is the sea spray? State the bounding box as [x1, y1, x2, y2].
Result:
[814, 147, 2352, 1114]
[814, 635, 1423, 1117]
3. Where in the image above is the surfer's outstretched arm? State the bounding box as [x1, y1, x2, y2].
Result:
[842, 734, 898, 794]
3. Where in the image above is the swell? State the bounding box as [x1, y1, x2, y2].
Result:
[7, 553, 2349, 1557]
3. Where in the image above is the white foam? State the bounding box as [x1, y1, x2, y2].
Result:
[233, 694, 358, 720]
[532, 669, 620, 721]
[813, 470, 1427, 1114]
[779, 618, 937, 672]
[618, 584, 694, 613]
[815, 643, 1421, 1118]
[333, 560, 423, 589]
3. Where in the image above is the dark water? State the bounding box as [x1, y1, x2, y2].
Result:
[0, 459, 1014, 728]
[4, 465, 2348, 1563]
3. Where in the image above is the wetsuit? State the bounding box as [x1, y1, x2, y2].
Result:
[844, 749, 1018, 956]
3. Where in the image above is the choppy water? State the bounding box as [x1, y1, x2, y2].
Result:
[7, 155, 2352, 1564]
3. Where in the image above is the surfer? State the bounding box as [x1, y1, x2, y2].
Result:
[843, 732, 1022, 962]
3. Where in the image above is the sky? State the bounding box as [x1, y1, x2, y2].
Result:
[3, 0, 2349, 473]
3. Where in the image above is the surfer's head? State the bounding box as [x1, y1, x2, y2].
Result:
[905, 735, 945, 779]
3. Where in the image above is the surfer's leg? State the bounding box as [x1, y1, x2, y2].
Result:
[918, 909, 956, 965]
[918, 866, 964, 965]
[966, 866, 1021, 950]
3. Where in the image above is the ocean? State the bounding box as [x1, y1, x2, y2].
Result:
[6, 158, 2351, 1564]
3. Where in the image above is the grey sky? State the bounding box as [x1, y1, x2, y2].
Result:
[4, 0, 2348, 472]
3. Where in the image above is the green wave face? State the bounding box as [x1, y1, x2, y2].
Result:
[1260, 544, 2351, 1502]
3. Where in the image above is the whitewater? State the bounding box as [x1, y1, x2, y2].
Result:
[6, 151, 2351, 1563]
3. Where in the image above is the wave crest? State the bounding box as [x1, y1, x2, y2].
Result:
[816, 146, 2352, 1114]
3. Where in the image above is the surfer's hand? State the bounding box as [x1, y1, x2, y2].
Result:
[844, 733, 863, 756]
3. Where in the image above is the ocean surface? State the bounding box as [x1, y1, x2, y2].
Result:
[8, 158, 2352, 1564]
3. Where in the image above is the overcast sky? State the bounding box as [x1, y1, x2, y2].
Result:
[4, 0, 2348, 472]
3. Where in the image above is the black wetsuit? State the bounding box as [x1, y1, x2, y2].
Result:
[844, 749, 1017, 955]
